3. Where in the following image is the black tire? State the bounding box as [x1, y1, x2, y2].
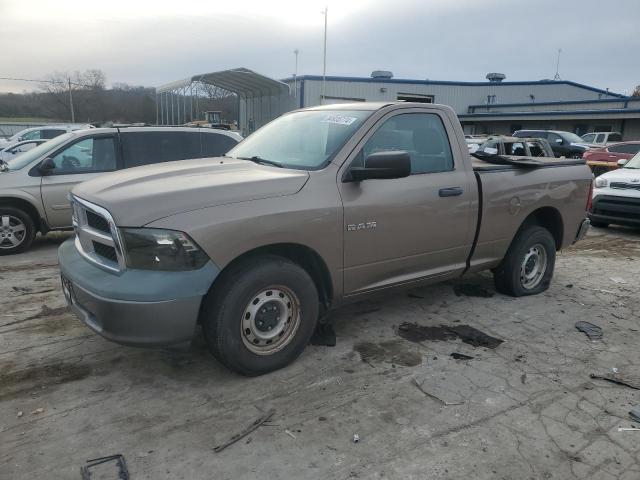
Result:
[494, 225, 556, 297]
[0, 206, 36, 255]
[590, 220, 609, 229]
[202, 255, 319, 376]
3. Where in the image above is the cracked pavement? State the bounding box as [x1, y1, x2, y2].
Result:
[1, 227, 639, 479]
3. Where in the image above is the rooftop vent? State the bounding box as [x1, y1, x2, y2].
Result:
[486, 72, 506, 83]
[371, 70, 393, 79]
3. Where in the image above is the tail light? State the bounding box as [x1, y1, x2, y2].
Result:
[586, 179, 594, 212]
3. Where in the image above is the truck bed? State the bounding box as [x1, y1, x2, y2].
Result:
[472, 156, 587, 171]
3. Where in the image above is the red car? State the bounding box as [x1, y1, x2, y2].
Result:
[584, 141, 640, 176]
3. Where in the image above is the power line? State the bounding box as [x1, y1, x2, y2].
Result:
[0, 76, 94, 88]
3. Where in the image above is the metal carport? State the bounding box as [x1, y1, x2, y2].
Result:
[155, 68, 292, 134]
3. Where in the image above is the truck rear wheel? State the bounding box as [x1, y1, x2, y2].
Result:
[0, 207, 35, 255]
[202, 255, 319, 376]
[493, 225, 556, 297]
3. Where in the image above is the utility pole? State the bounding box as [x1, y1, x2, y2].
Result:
[321, 6, 328, 104]
[293, 49, 299, 98]
[68, 77, 75, 122]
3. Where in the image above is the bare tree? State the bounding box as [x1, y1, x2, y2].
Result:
[632, 84, 640, 97]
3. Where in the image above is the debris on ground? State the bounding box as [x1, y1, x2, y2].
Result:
[213, 409, 276, 453]
[397, 323, 503, 349]
[450, 353, 474, 360]
[609, 277, 627, 284]
[590, 372, 640, 390]
[284, 429, 297, 439]
[617, 427, 640, 432]
[575, 321, 603, 340]
[31, 408, 44, 415]
[16, 411, 23, 418]
[80, 454, 129, 480]
[453, 284, 494, 298]
[447, 325, 503, 349]
[629, 407, 640, 423]
[397, 323, 457, 343]
[411, 378, 464, 406]
[407, 292, 425, 299]
[352, 434, 360, 443]
[310, 323, 336, 347]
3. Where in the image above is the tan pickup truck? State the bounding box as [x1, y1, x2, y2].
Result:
[58, 102, 592, 375]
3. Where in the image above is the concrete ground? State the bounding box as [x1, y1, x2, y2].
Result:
[1, 227, 640, 480]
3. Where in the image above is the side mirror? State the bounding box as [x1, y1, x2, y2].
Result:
[555, 138, 563, 144]
[348, 151, 411, 182]
[38, 157, 56, 175]
[618, 159, 628, 167]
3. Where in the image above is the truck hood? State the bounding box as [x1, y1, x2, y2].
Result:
[72, 157, 310, 226]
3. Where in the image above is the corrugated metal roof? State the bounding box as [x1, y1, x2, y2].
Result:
[157, 68, 289, 96]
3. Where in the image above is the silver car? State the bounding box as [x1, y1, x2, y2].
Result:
[0, 126, 242, 254]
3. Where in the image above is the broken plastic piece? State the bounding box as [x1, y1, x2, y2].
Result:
[575, 321, 603, 340]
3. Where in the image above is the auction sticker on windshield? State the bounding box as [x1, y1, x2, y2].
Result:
[322, 115, 358, 126]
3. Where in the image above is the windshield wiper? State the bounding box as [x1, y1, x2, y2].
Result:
[235, 155, 283, 168]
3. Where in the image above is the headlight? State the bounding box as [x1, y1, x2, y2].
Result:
[120, 228, 209, 271]
[594, 177, 608, 189]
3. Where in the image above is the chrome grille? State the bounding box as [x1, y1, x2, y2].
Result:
[70, 195, 125, 273]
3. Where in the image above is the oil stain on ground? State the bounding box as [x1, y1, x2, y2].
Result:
[0, 361, 92, 401]
[397, 322, 503, 349]
[453, 284, 494, 298]
[354, 340, 422, 367]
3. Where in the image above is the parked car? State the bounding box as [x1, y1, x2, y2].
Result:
[581, 131, 623, 146]
[583, 141, 640, 176]
[513, 130, 591, 158]
[477, 136, 554, 157]
[0, 126, 242, 254]
[589, 150, 640, 228]
[0, 124, 94, 149]
[465, 136, 487, 153]
[58, 102, 592, 376]
[0, 139, 47, 163]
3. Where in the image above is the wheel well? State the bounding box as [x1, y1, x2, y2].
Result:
[0, 197, 44, 233]
[212, 243, 334, 309]
[520, 207, 563, 250]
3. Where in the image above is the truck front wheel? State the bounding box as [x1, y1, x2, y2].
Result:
[0, 206, 35, 255]
[493, 225, 556, 297]
[202, 255, 319, 376]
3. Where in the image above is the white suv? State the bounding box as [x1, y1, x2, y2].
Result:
[590, 151, 640, 228]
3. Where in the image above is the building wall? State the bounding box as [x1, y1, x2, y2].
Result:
[462, 119, 632, 138]
[292, 78, 615, 115]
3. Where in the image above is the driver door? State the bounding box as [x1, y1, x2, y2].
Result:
[40, 135, 118, 227]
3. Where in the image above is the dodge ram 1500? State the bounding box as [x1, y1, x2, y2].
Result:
[58, 102, 592, 375]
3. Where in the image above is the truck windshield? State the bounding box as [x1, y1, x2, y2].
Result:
[227, 110, 372, 170]
[624, 152, 640, 169]
[4, 132, 75, 171]
[562, 132, 586, 143]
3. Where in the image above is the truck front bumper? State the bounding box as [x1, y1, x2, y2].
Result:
[58, 238, 219, 347]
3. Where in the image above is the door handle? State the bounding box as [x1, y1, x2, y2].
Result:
[439, 187, 463, 197]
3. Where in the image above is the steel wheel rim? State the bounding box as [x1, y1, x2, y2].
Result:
[241, 285, 301, 355]
[520, 243, 547, 290]
[0, 215, 27, 250]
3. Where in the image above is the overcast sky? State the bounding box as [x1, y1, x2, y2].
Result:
[1, 0, 639, 95]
